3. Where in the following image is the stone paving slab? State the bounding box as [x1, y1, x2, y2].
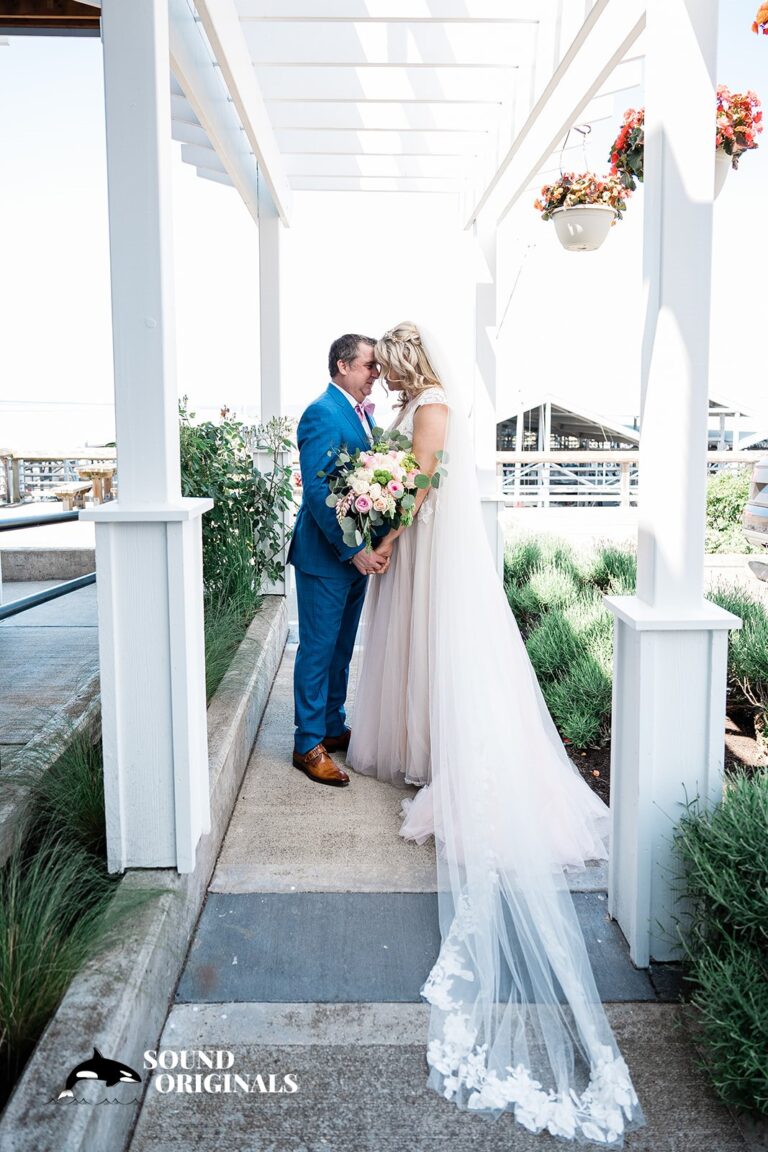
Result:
[212, 644, 609, 897]
[176, 892, 657, 1005]
[128, 1002, 747, 1152]
[210, 645, 440, 895]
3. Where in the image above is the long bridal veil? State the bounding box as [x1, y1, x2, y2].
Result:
[407, 324, 645, 1144]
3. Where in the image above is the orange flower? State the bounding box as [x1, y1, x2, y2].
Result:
[753, 3, 768, 32]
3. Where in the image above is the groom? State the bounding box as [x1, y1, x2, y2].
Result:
[288, 334, 388, 787]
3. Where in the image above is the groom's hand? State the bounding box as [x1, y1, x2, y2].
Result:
[351, 550, 389, 575]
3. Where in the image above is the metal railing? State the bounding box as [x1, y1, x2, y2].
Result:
[496, 450, 764, 507]
[0, 513, 95, 620]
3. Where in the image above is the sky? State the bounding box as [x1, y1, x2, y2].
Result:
[0, 0, 765, 450]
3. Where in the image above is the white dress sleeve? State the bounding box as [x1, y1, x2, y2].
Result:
[413, 386, 449, 411]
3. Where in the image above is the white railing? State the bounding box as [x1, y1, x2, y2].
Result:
[0, 449, 117, 505]
[496, 450, 764, 507]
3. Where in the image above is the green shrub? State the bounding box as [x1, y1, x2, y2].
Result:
[179, 399, 294, 608]
[708, 583, 768, 718]
[673, 771, 768, 1114]
[527, 562, 581, 610]
[504, 538, 545, 587]
[526, 609, 582, 679]
[504, 537, 619, 747]
[543, 653, 613, 747]
[706, 467, 759, 554]
[582, 543, 637, 594]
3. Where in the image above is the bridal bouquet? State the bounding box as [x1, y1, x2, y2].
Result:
[320, 430, 441, 552]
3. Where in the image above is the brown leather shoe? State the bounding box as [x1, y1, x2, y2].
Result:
[323, 728, 351, 753]
[292, 744, 350, 787]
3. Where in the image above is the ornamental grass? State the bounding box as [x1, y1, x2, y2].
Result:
[0, 737, 159, 1100]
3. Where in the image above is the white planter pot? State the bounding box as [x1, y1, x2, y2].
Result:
[551, 204, 617, 252]
[714, 148, 732, 199]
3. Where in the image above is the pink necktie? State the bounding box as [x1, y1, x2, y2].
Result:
[355, 401, 375, 430]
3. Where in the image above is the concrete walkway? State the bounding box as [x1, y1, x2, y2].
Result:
[128, 639, 748, 1152]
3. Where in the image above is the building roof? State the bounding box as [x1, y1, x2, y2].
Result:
[498, 391, 640, 445]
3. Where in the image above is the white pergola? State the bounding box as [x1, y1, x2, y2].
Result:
[79, 0, 739, 968]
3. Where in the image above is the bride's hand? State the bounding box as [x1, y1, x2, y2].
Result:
[375, 540, 394, 562]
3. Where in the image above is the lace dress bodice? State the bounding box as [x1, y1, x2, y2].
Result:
[391, 387, 449, 440]
[390, 387, 448, 526]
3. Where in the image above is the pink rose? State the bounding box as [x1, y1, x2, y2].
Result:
[354, 495, 372, 513]
[387, 480, 404, 497]
[405, 471, 417, 487]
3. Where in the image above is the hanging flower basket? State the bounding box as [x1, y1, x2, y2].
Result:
[534, 172, 630, 252]
[551, 205, 618, 252]
[609, 87, 763, 198]
[714, 147, 732, 197]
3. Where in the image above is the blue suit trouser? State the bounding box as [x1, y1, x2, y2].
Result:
[293, 568, 367, 755]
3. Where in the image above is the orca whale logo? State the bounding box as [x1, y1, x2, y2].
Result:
[58, 1047, 142, 1100]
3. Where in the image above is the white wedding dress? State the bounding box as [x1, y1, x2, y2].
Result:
[346, 342, 644, 1145]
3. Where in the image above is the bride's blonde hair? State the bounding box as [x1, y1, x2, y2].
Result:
[375, 321, 443, 407]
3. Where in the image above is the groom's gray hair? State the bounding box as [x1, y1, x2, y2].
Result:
[328, 333, 376, 379]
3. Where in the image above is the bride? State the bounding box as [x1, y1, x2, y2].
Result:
[346, 322, 644, 1145]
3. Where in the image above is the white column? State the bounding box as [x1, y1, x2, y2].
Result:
[605, 0, 741, 965]
[258, 172, 284, 424]
[82, 0, 212, 874]
[256, 172, 291, 595]
[473, 220, 505, 575]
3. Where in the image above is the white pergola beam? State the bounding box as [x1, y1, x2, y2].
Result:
[267, 100, 504, 131]
[467, 0, 645, 228]
[237, 0, 541, 19]
[170, 91, 200, 124]
[181, 142, 228, 173]
[242, 21, 537, 66]
[283, 153, 470, 177]
[194, 0, 292, 225]
[288, 176, 464, 192]
[171, 120, 211, 148]
[256, 65, 515, 103]
[168, 0, 264, 224]
[275, 129, 490, 153]
[196, 167, 235, 188]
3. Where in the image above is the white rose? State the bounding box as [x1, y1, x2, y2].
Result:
[373, 497, 387, 512]
[369, 482, 382, 499]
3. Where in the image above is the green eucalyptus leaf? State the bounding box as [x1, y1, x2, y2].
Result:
[414, 474, 431, 489]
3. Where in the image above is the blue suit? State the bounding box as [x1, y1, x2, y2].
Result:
[288, 384, 375, 754]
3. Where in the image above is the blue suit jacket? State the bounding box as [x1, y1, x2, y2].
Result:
[288, 384, 376, 580]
